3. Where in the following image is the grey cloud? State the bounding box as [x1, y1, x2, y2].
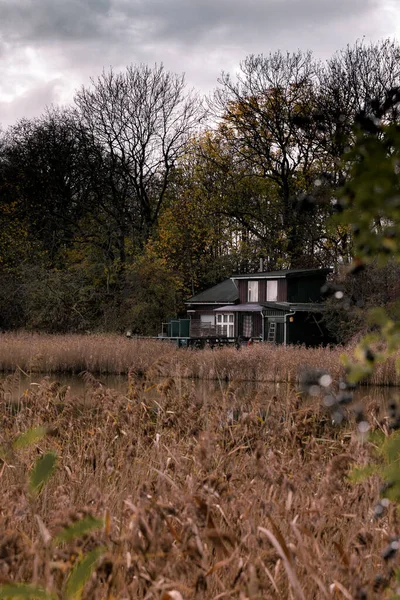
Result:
[122, 0, 380, 47]
[2, 0, 112, 44]
[0, 79, 62, 127]
[0, 0, 396, 126]
[1, 0, 381, 49]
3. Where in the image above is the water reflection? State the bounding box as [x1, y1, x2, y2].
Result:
[0, 371, 396, 409]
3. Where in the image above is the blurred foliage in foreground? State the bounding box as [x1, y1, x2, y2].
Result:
[338, 87, 400, 380]
[338, 87, 400, 597]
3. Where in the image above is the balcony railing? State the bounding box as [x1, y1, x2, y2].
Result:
[189, 320, 230, 337]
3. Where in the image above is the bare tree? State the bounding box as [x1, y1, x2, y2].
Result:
[74, 64, 204, 253]
[315, 38, 400, 178]
[211, 41, 400, 270]
[212, 50, 326, 267]
[308, 39, 400, 265]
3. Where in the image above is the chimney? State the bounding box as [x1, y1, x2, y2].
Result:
[259, 258, 264, 272]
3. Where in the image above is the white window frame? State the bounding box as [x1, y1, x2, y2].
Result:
[267, 280, 278, 301]
[216, 313, 234, 337]
[247, 281, 259, 302]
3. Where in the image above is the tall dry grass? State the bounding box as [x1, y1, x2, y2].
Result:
[0, 372, 395, 598]
[1, 332, 400, 385]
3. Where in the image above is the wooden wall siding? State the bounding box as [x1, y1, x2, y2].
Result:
[276, 323, 284, 344]
[253, 312, 262, 337]
[277, 279, 287, 302]
[287, 276, 325, 303]
[259, 280, 266, 302]
[239, 280, 247, 303]
[237, 278, 289, 303]
[237, 313, 243, 336]
[264, 309, 284, 317]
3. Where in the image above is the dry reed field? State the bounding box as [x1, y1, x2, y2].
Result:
[1, 332, 400, 385]
[0, 370, 397, 598]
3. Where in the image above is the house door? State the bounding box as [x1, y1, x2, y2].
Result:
[242, 314, 253, 338]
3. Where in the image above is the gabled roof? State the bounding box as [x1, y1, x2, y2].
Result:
[232, 268, 332, 280]
[186, 279, 239, 305]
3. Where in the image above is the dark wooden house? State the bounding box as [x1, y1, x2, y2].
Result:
[185, 268, 333, 346]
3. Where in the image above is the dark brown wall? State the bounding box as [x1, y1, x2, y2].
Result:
[238, 280, 247, 303]
[237, 278, 288, 303]
[253, 312, 262, 337]
[259, 280, 266, 303]
[287, 276, 326, 303]
[277, 279, 287, 301]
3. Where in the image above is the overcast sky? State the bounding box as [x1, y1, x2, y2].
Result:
[1, 0, 399, 128]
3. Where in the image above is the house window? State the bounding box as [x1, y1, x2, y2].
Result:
[248, 281, 259, 302]
[200, 314, 214, 325]
[200, 314, 214, 333]
[243, 315, 252, 338]
[216, 313, 234, 337]
[267, 280, 278, 301]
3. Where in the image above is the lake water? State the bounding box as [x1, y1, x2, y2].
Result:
[0, 371, 396, 412]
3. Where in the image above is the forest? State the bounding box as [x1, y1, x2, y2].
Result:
[1, 38, 400, 337]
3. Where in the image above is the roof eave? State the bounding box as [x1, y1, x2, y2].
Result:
[231, 275, 286, 280]
[261, 302, 326, 312]
[185, 301, 237, 305]
[231, 268, 332, 280]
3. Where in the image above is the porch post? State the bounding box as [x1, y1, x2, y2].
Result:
[283, 311, 296, 347]
[284, 315, 287, 347]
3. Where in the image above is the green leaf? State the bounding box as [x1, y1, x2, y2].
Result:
[367, 307, 389, 327]
[382, 464, 400, 503]
[13, 426, 48, 450]
[56, 515, 104, 543]
[346, 363, 373, 385]
[29, 452, 57, 496]
[348, 464, 380, 484]
[0, 445, 8, 461]
[0, 583, 55, 598]
[368, 429, 386, 450]
[65, 546, 105, 600]
[382, 432, 400, 464]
